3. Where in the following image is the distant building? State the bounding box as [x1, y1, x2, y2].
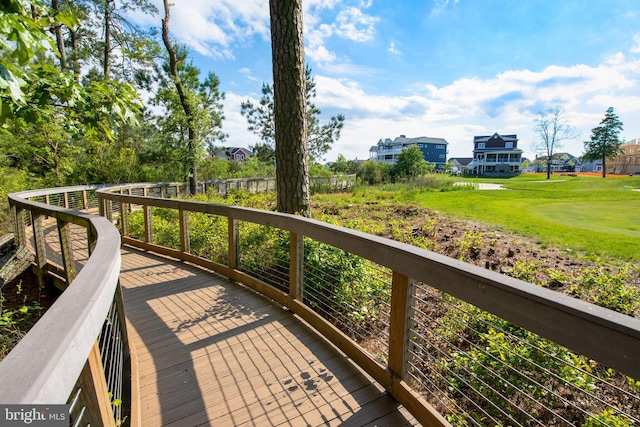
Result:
[448, 157, 473, 174]
[534, 152, 583, 173]
[609, 138, 640, 175]
[369, 135, 448, 169]
[469, 133, 523, 176]
[211, 147, 254, 162]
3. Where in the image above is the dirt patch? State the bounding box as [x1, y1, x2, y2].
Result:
[314, 199, 640, 315]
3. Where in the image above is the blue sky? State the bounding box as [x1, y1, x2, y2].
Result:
[130, 0, 640, 162]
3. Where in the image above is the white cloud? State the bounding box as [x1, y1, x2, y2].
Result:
[335, 7, 379, 42]
[301, 51, 640, 162]
[304, 1, 379, 64]
[388, 41, 400, 55]
[129, 0, 269, 59]
[431, 0, 460, 16]
[239, 68, 258, 81]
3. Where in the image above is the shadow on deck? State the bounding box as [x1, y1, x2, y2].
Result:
[120, 246, 419, 426]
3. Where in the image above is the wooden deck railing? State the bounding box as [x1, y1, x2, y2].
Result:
[0, 185, 130, 427]
[1, 181, 639, 426]
[98, 183, 640, 426]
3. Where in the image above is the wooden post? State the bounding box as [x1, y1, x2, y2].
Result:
[289, 232, 303, 300]
[13, 205, 26, 247]
[57, 218, 76, 284]
[98, 195, 105, 217]
[87, 224, 98, 256]
[78, 342, 116, 427]
[143, 205, 153, 244]
[179, 208, 190, 253]
[228, 217, 238, 269]
[31, 212, 48, 287]
[119, 202, 128, 237]
[63, 192, 69, 208]
[82, 190, 88, 210]
[105, 199, 113, 223]
[388, 272, 412, 380]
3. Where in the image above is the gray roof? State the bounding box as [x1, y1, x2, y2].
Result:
[474, 132, 517, 143]
[378, 135, 449, 145]
[449, 157, 473, 166]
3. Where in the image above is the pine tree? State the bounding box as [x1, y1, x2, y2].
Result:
[583, 107, 624, 178]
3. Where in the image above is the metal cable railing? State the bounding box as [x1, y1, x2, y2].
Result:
[408, 282, 640, 426]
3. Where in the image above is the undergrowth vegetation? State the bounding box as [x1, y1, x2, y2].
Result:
[0, 282, 43, 361]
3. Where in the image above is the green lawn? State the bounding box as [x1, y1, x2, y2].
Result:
[396, 174, 640, 261]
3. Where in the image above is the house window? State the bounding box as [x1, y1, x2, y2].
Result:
[498, 153, 509, 162]
[486, 154, 497, 162]
[478, 143, 485, 149]
[505, 142, 513, 148]
[417, 144, 423, 147]
[439, 154, 445, 158]
[436, 145, 445, 149]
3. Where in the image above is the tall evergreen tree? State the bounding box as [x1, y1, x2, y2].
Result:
[270, 0, 309, 215]
[583, 107, 624, 178]
[241, 67, 344, 164]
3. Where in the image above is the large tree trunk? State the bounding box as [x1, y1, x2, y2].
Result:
[51, 0, 67, 69]
[270, 0, 309, 216]
[162, 0, 198, 195]
[103, 0, 112, 78]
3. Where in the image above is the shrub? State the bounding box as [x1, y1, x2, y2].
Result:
[569, 265, 640, 316]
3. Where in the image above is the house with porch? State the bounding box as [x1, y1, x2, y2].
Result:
[369, 135, 448, 169]
[534, 152, 584, 173]
[469, 133, 523, 176]
[211, 147, 254, 162]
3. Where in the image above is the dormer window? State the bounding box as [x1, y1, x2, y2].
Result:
[505, 142, 513, 148]
[478, 143, 485, 149]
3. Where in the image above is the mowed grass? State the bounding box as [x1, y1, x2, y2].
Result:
[360, 174, 640, 261]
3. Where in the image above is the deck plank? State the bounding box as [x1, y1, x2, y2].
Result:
[119, 246, 419, 426]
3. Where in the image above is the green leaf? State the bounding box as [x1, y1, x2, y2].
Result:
[0, 64, 26, 103]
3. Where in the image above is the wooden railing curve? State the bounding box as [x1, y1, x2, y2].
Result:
[98, 183, 640, 426]
[0, 185, 127, 426]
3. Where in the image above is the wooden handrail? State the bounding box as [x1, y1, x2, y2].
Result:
[0, 186, 124, 427]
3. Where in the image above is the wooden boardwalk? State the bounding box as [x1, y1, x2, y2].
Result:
[119, 246, 420, 426]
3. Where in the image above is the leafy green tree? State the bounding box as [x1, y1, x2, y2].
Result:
[77, 0, 160, 85]
[241, 66, 345, 164]
[357, 159, 391, 185]
[392, 145, 433, 180]
[159, 0, 225, 194]
[330, 154, 348, 174]
[583, 107, 624, 178]
[0, 0, 141, 136]
[346, 159, 361, 174]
